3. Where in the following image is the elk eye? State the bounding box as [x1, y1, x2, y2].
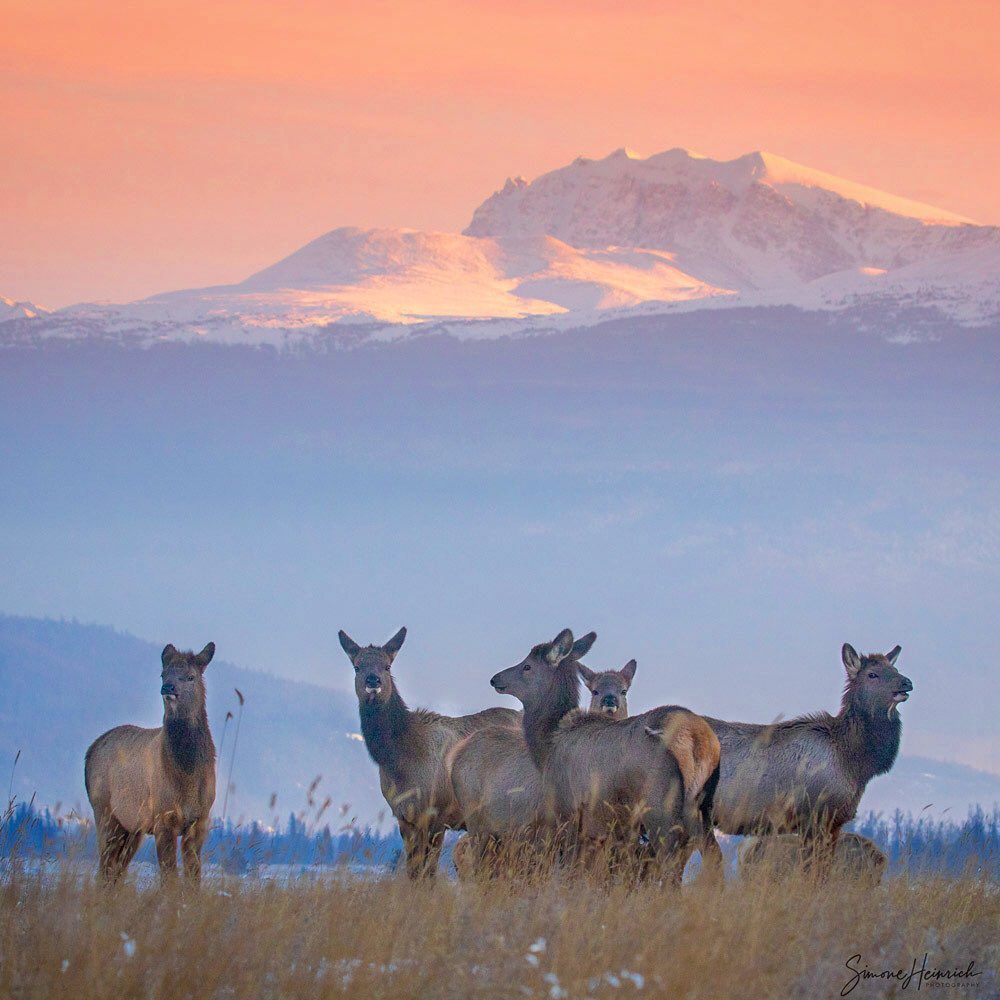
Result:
[621, 691, 627, 697]
[867, 671, 878, 679]
[523, 663, 531, 672]
[592, 690, 599, 697]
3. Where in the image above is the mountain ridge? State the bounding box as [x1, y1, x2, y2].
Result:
[3, 146, 998, 347]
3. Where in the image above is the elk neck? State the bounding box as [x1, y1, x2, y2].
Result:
[359, 686, 412, 773]
[522, 662, 580, 770]
[163, 704, 215, 776]
[832, 692, 903, 785]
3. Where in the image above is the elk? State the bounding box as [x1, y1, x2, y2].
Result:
[448, 632, 598, 874]
[579, 659, 636, 720]
[338, 627, 520, 877]
[704, 643, 911, 871]
[84, 642, 217, 885]
[739, 832, 887, 884]
[490, 630, 721, 882]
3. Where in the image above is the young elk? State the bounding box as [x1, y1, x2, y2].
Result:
[84, 642, 216, 885]
[739, 832, 887, 885]
[449, 632, 598, 874]
[338, 627, 520, 878]
[579, 659, 636, 720]
[704, 643, 911, 872]
[491, 630, 721, 882]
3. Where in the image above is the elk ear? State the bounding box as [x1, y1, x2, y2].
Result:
[194, 642, 215, 671]
[383, 627, 407, 662]
[577, 663, 597, 686]
[842, 643, 862, 680]
[886, 645, 902, 666]
[339, 630, 361, 662]
[621, 659, 637, 685]
[571, 631, 597, 659]
[545, 629, 575, 665]
[161, 644, 177, 664]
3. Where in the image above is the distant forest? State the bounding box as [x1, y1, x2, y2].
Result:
[3, 803, 997, 878]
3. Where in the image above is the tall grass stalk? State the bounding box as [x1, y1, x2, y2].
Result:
[221, 689, 244, 822]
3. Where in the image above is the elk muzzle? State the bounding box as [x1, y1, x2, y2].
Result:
[892, 675, 913, 703]
[160, 682, 177, 701]
[600, 694, 619, 715]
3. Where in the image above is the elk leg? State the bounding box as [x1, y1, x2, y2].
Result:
[95, 812, 121, 883]
[111, 830, 143, 884]
[155, 828, 179, 882]
[465, 833, 495, 878]
[398, 818, 437, 878]
[181, 820, 208, 884]
[398, 819, 420, 877]
[99, 816, 139, 885]
[694, 762, 724, 882]
[423, 826, 445, 877]
[451, 834, 474, 880]
[698, 827, 726, 884]
[574, 810, 611, 879]
[643, 810, 688, 887]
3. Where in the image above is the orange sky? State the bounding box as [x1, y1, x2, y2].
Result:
[2, 0, 998, 308]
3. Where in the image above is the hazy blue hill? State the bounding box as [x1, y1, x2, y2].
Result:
[0, 615, 386, 824]
[861, 755, 1000, 821]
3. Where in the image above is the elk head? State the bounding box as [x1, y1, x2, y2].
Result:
[160, 642, 214, 719]
[842, 643, 911, 719]
[489, 628, 594, 707]
[579, 659, 636, 720]
[339, 627, 407, 706]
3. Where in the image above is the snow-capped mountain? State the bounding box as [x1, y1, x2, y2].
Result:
[150, 228, 728, 321]
[3, 147, 998, 347]
[0, 295, 48, 321]
[466, 148, 992, 289]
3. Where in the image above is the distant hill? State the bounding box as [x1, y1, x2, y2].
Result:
[0, 615, 996, 825]
[860, 755, 1000, 823]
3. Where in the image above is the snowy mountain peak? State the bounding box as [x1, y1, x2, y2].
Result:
[465, 146, 992, 291]
[1, 295, 48, 321]
[470, 146, 975, 237]
[501, 176, 528, 193]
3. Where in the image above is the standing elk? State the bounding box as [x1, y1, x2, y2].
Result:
[84, 642, 217, 885]
[739, 832, 888, 884]
[449, 632, 598, 875]
[338, 627, 519, 878]
[490, 630, 721, 882]
[704, 643, 911, 873]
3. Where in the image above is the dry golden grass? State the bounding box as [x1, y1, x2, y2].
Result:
[1, 860, 997, 999]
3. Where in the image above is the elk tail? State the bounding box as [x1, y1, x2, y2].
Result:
[645, 713, 721, 805]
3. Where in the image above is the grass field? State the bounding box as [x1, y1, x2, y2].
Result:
[1, 859, 997, 999]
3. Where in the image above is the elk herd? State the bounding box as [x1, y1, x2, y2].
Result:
[84, 628, 913, 887]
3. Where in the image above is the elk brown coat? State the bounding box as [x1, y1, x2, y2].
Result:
[85, 642, 216, 884]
